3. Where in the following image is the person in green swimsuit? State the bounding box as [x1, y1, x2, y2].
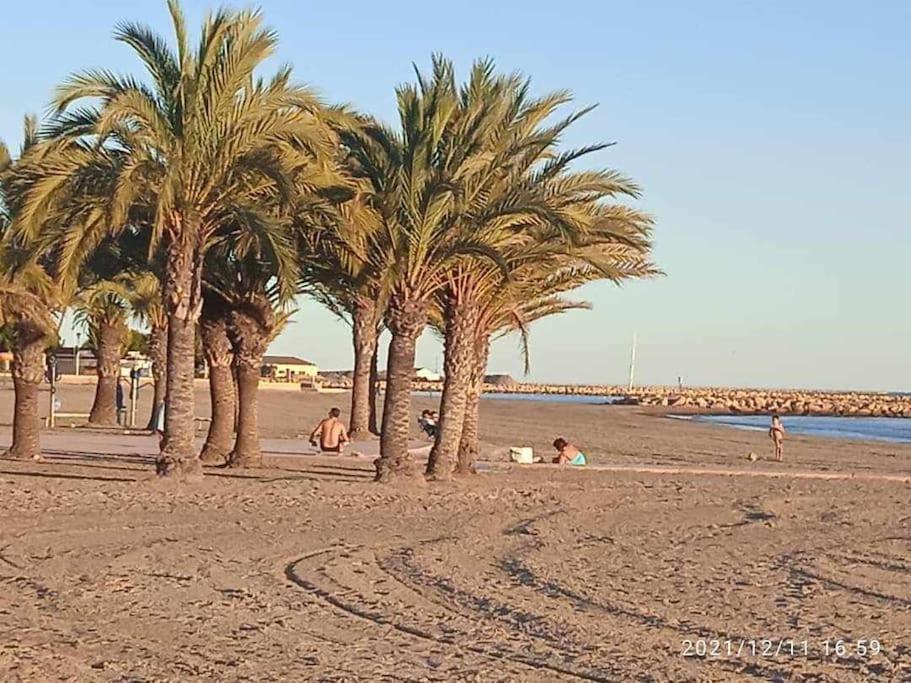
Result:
[552, 437, 587, 465]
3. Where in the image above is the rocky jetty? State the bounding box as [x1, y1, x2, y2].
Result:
[622, 387, 909, 418]
[315, 375, 910, 418]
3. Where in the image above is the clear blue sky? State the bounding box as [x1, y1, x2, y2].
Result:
[2, 1, 909, 391]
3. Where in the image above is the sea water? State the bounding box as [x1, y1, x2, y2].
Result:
[691, 414, 911, 445]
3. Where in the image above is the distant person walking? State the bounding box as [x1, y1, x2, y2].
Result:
[769, 414, 785, 461]
[310, 408, 350, 454]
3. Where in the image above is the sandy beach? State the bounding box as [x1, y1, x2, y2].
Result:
[1, 384, 910, 681]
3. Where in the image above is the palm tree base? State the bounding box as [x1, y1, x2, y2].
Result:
[199, 443, 229, 464]
[348, 428, 378, 441]
[424, 470, 453, 482]
[373, 454, 417, 482]
[155, 453, 204, 480]
[227, 451, 263, 469]
[1, 447, 37, 460]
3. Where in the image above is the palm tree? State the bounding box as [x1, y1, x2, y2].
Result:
[353, 58, 531, 481]
[0, 121, 65, 459]
[35, 1, 343, 477]
[302, 189, 388, 439]
[416, 61, 658, 478]
[74, 279, 131, 425]
[129, 272, 168, 430]
[205, 226, 298, 468]
[455, 245, 659, 473]
[198, 289, 234, 464]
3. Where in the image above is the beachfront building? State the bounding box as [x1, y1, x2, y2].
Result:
[414, 367, 443, 382]
[262, 355, 319, 383]
[52, 346, 97, 375]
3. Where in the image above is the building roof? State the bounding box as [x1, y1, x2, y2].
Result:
[263, 355, 316, 366]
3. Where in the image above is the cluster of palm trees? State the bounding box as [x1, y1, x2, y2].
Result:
[0, 1, 657, 482]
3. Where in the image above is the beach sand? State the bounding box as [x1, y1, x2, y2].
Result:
[0, 384, 909, 680]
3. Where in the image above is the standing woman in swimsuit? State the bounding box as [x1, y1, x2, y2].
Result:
[769, 414, 784, 461]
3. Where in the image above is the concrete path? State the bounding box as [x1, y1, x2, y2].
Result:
[0, 428, 432, 462]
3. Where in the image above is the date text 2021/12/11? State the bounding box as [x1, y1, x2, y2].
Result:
[681, 639, 882, 659]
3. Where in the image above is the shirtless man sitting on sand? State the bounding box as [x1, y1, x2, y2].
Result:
[769, 414, 785, 461]
[310, 408, 350, 454]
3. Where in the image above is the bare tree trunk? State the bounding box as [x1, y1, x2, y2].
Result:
[426, 302, 478, 479]
[199, 296, 234, 464]
[368, 341, 380, 436]
[88, 318, 127, 426]
[375, 297, 425, 482]
[157, 240, 203, 479]
[3, 326, 45, 460]
[456, 337, 489, 475]
[349, 301, 380, 439]
[145, 323, 168, 430]
[227, 300, 272, 469]
[232, 362, 240, 432]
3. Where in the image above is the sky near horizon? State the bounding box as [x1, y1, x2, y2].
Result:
[1, 1, 909, 391]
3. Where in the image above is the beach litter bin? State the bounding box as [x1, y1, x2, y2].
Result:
[509, 447, 535, 464]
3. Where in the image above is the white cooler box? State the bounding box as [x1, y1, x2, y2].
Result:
[509, 447, 535, 464]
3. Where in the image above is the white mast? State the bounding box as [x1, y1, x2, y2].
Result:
[627, 332, 637, 391]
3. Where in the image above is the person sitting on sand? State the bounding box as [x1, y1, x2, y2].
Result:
[153, 402, 166, 451]
[769, 414, 785, 461]
[310, 408, 350, 454]
[418, 410, 438, 439]
[552, 437, 587, 466]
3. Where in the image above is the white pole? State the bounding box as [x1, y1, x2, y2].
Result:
[627, 332, 637, 391]
[74, 333, 81, 376]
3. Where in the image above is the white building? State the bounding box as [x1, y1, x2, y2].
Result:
[414, 367, 442, 382]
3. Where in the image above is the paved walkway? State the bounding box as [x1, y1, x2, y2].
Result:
[0, 427, 432, 459]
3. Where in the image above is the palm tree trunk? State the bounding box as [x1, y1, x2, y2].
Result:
[232, 363, 240, 432]
[368, 342, 380, 436]
[88, 319, 126, 426]
[3, 327, 45, 460]
[145, 323, 168, 430]
[157, 242, 203, 479]
[456, 337, 489, 475]
[199, 300, 234, 464]
[426, 302, 478, 479]
[376, 297, 425, 482]
[349, 302, 380, 439]
[226, 302, 272, 468]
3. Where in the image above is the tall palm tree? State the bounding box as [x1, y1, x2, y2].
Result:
[29, 1, 343, 477]
[455, 245, 659, 473]
[74, 278, 131, 425]
[416, 61, 658, 478]
[352, 58, 527, 481]
[0, 120, 66, 459]
[205, 225, 298, 468]
[198, 288, 234, 464]
[302, 190, 388, 439]
[129, 272, 168, 430]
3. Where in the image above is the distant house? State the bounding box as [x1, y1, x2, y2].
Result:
[52, 346, 98, 375]
[51, 347, 152, 378]
[0, 351, 11, 374]
[262, 355, 318, 383]
[414, 367, 442, 382]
